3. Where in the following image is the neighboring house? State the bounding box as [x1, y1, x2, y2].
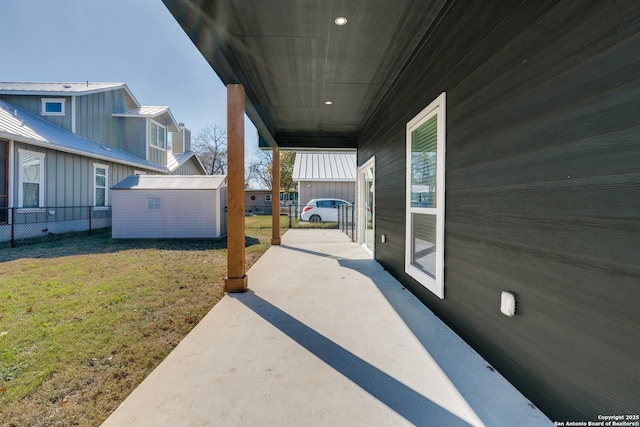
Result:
[164, 0, 640, 420]
[245, 189, 298, 214]
[245, 188, 272, 213]
[293, 152, 356, 208]
[0, 82, 205, 239]
[111, 175, 227, 239]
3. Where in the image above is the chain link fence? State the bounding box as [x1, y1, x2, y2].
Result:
[244, 203, 340, 230]
[0, 206, 112, 248]
[0, 202, 358, 248]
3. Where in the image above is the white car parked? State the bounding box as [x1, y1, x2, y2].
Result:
[300, 198, 350, 223]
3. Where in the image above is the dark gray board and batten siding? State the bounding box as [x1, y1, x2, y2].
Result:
[358, 0, 640, 421]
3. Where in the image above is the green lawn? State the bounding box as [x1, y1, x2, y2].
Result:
[0, 217, 287, 427]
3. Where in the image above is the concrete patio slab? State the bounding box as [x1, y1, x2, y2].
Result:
[102, 229, 553, 426]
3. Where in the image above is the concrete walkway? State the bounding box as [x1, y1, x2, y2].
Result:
[102, 229, 553, 426]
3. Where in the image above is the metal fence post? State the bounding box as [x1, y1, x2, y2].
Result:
[289, 205, 292, 228]
[351, 204, 355, 242]
[88, 206, 92, 235]
[10, 208, 15, 248]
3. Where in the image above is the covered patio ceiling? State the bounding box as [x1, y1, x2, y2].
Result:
[162, 0, 448, 149]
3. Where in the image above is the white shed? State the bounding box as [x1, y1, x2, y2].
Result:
[111, 175, 227, 239]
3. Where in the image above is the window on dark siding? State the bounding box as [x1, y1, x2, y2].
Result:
[405, 93, 446, 299]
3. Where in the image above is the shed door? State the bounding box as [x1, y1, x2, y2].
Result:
[221, 186, 227, 236]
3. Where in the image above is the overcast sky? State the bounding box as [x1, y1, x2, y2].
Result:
[0, 0, 259, 158]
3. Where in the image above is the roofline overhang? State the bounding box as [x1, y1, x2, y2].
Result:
[0, 83, 142, 109]
[0, 132, 168, 173]
[162, 0, 279, 148]
[259, 133, 357, 150]
[113, 107, 180, 131]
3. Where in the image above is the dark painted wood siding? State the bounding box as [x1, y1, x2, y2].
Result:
[358, 0, 640, 421]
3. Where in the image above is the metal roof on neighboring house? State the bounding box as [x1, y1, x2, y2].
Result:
[112, 174, 227, 190]
[113, 106, 180, 131]
[0, 100, 167, 172]
[293, 152, 357, 181]
[112, 106, 170, 117]
[167, 150, 206, 173]
[0, 82, 129, 96]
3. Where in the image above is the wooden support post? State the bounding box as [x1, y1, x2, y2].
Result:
[225, 84, 248, 292]
[271, 146, 281, 245]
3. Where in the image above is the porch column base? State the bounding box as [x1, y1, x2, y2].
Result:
[225, 275, 248, 293]
[271, 238, 281, 245]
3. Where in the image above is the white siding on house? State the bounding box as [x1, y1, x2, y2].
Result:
[112, 188, 222, 238]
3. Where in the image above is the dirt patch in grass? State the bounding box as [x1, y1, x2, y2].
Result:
[0, 218, 286, 426]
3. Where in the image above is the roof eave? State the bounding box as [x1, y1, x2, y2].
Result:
[3, 133, 168, 173]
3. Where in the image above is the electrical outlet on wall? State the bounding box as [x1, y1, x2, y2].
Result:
[501, 291, 516, 317]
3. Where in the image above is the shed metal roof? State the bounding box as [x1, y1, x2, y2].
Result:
[0, 100, 167, 172]
[293, 152, 356, 181]
[112, 175, 227, 190]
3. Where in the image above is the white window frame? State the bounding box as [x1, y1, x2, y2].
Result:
[41, 98, 66, 116]
[405, 92, 446, 299]
[93, 163, 109, 209]
[265, 194, 272, 202]
[18, 149, 45, 210]
[150, 119, 167, 151]
[358, 156, 375, 257]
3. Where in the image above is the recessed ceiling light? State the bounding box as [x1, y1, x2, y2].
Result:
[325, 101, 333, 105]
[334, 17, 348, 26]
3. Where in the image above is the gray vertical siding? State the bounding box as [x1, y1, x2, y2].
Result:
[148, 146, 166, 166]
[0, 95, 72, 131]
[358, 0, 640, 421]
[75, 89, 144, 154]
[298, 181, 355, 208]
[76, 91, 118, 146]
[171, 158, 202, 175]
[116, 117, 147, 159]
[13, 141, 140, 209]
